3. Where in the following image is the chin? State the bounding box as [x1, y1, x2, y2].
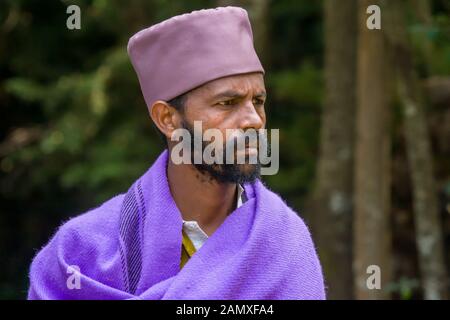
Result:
[238, 163, 258, 173]
[236, 163, 261, 181]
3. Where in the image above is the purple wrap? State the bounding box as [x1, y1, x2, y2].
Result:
[28, 150, 326, 299]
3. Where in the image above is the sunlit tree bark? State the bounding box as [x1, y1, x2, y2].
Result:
[311, 0, 357, 300]
[353, 0, 392, 300]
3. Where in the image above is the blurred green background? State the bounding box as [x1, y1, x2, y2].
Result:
[0, 0, 449, 299]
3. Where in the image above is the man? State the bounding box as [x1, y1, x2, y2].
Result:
[28, 6, 325, 300]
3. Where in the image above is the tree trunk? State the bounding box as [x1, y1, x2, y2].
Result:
[384, 0, 449, 300]
[311, 0, 357, 300]
[353, 0, 392, 299]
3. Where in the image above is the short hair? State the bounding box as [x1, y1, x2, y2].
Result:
[155, 92, 189, 145]
[168, 93, 188, 113]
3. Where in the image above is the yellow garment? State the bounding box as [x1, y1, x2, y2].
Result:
[180, 229, 197, 269]
[179, 184, 246, 270]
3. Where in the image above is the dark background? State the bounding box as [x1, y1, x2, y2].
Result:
[0, 0, 449, 299]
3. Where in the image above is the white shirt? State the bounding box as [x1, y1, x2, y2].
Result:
[182, 184, 245, 251]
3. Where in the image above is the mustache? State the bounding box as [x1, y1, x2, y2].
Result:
[224, 131, 267, 151]
[180, 120, 268, 148]
[184, 128, 269, 153]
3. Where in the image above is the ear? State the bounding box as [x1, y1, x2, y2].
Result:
[149, 100, 182, 140]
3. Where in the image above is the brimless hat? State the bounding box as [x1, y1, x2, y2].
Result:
[127, 6, 265, 112]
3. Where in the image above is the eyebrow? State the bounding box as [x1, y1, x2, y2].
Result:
[212, 90, 266, 100]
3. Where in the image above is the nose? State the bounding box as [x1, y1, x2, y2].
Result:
[238, 100, 265, 131]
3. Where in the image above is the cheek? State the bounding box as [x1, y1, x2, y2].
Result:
[183, 105, 217, 127]
[259, 108, 266, 119]
[258, 108, 267, 127]
[199, 110, 229, 131]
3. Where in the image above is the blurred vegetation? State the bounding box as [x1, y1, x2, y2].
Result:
[0, 0, 449, 299]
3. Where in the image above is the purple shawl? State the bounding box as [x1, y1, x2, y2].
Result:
[28, 150, 326, 300]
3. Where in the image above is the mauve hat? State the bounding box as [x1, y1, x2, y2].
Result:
[127, 6, 265, 111]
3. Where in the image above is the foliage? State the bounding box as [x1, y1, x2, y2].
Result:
[0, 0, 448, 299]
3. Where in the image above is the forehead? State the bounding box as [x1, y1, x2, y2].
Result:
[191, 72, 265, 98]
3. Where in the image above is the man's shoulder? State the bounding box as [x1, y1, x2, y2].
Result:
[28, 193, 127, 298]
[37, 193, 126, 257]
[255, 180, 312, 236]
[59, 193, 125, 240]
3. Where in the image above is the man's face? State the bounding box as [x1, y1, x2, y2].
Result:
[172, 72, 267, 184]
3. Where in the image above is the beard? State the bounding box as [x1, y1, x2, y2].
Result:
[179, 119, 265, 184]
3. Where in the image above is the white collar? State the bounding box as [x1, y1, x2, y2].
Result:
[236, 183, 245, 209]
[182, 184, 245, 250]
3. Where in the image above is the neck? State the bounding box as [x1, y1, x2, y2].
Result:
[166, 155, 237, 236]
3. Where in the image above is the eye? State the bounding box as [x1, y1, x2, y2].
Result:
[253, 98, 265, 106]
[217, 100, 236, 106]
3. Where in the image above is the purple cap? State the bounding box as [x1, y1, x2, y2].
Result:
[127, 6, 265, 111]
